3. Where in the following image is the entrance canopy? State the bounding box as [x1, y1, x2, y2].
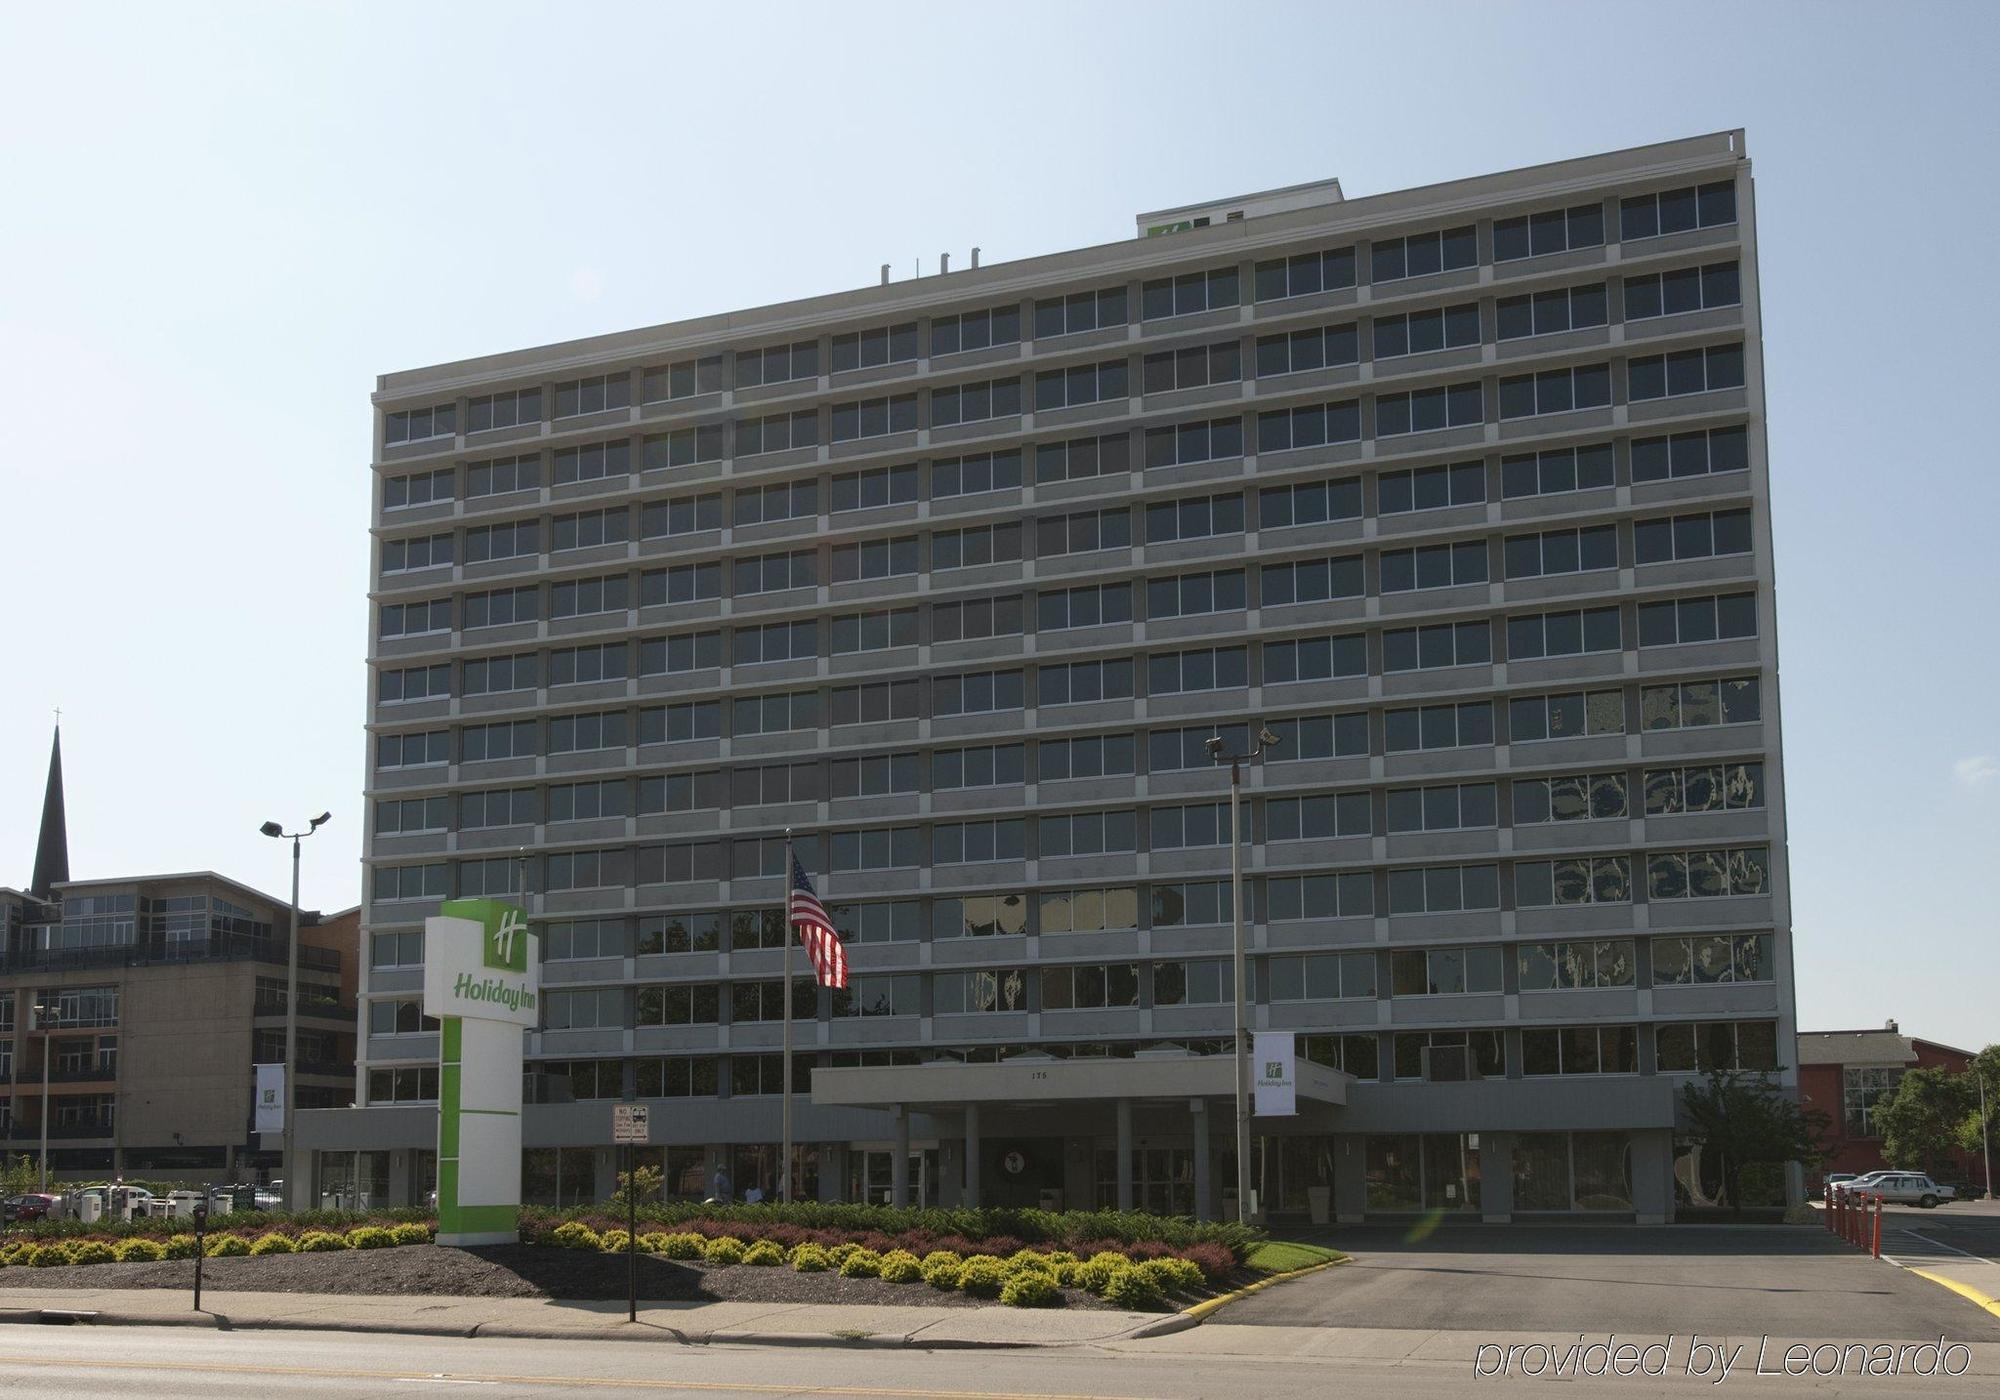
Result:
[811, 1048, 1351, 1111]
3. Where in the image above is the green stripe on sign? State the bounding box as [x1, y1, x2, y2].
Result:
[439, 1063, 462, 1159]
[437, 1160, 461, 1234]
[441, 1017, 463, 1064]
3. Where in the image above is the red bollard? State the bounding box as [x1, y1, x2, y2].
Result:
[1824, 1183, 1834, 1231]
[1872, 1194, 1883, 1258]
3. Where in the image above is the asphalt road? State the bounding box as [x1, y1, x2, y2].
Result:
[1223, 1224, 2000, 1340]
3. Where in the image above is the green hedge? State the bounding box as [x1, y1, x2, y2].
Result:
[0, 1206, 432, 1244]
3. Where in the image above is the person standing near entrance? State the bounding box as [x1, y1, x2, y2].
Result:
[709, 1164, 732, 1203]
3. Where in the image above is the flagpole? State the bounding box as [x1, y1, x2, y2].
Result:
[781, 827, 793, 1204]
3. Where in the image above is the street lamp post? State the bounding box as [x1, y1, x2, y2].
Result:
[1207, 725, 1282, 1227]
[260, 812, 330, 1212]
[34, 999, 51, 1193]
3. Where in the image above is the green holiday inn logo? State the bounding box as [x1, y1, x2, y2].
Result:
[438, 898, 531, 973]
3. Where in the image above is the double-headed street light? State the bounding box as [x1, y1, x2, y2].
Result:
[32, 998, 52, 1193]
[1207, 725, 1281, 1226]
[260, 811, 330, 1211]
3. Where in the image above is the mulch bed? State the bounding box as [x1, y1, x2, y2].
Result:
[0, 1244, 1134, 1308]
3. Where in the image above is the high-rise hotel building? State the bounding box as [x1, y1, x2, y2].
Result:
[303, 130, 1796, 1222]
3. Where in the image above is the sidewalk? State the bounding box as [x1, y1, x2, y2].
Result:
[1885, 1231, 2000, 1324]
[0, 1287, 1159, 1349]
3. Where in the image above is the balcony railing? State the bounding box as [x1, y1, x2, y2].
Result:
[0, 934, 340, 976]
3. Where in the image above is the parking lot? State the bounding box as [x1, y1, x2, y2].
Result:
[1225, 1223, 2000, 1340]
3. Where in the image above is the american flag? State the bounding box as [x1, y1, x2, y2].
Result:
[789, 852, 848, 989]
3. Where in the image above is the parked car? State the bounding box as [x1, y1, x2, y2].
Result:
[1823, 1173, 1858, 1189]
[3, 1193, 58, 1222]
[1847, 1172, 1956, 1208]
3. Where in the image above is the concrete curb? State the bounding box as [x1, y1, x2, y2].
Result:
[1903, 1268, 2000, 1322]
[1125, 1256, 1346, 1338]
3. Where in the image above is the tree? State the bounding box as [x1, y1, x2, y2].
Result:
[1875, 1066, 1974, 1178]
[1951, 1046, 1999, 1182]
[1681, 1070, 1829, 1215]
[0, 1154, 38, 1198]
[610, 1163, 664, 1207]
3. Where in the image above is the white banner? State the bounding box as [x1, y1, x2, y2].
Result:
[254, 1063, 285, 1134]
[1253, 1031, 1297, 1117]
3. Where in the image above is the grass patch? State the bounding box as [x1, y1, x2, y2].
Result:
[1245, 1240, 1344, 1273]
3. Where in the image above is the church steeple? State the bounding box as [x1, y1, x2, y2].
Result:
[30, 723, 68, 901]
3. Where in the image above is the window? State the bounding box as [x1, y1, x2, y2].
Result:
[1634, 509, 1752, 565]
[1255, 401, 1359, 454]
[1632, 424, 1748, 483]
[1302, 1033, 1380, 1078]
[1256, 322, 1360, 377]
[1392, 1030, 1504, 1080]
[722, 762, 813, 808]
[933, 894, 1029, 939]
[1039, 733, 1135, 780]
[1842, 1066, 1903, 1137]
[933, 743, 1025, 790]
[554, 374, 631, 418]
[1376, 383, 1483, 435]
[1037, 507, 1131, 556]
[381, 533, 453, 574]
[545, 848, 631, 891]
[1142, 266, 1239, 319]
[1378, 461, 1483, 513]
[1509, 689, 1624, 742]
[933, 669, 1023, 716]
[545, 779, 627, 824]
[1040, 886, 1140, 935]
[639, 700, 721, 744]
[1645, 845, 1771, 900]
[832, 973, 922, 1018]
[641, 354, 725, 402]
[732, 480, 816, 527]
[635, 911, 720, 956]
[1034, 432, 1131, 483]
[1387, 864, 1500, 914]
[1148, 722, 1245, 773]
[1144, 341, 1242, 394]
[737, 409, 819, 455]
[933, 448, 1023, 498]
[1041, 963, 1139, 1010]
[552, 507, 630, 552]
[1636, 592, 1757, 648]
[542, 987, 624, 1031]
[1038, 581, 1132, 631]
[1385, 782, 1497, 833]
[1380, 540, 1487, 591]
[374, 796, 450, 835]
[1371, 226, 1476, 282]
[731, 689, 819, 737]
[1268, 792, 1372, 840]
[1149, 802, 1236, 850]
[1522, 1026, 1638, 1077]
[1262, 634, 1364, 684]
[645, 839, 729, 883]
[831, 462, 920, 511]
[641, 424, 726, 471]
[379, 598, 452, 639]
[728, 978, 817, 1023]
[1149, 568, 1247, 617]
[1498, 363, 1613, 418]
[1036, 359, 1129, 410]
[1504, 524, 1619, 578]
[932, 376, 1023, 427]
[1625, 261, 1740, 320]
[733, 549, 816, 595]
[1391, 947, 1503, 996]
[1651, 932, 1775, 987]
[634, 983, 721, 1025]
[378, 730, 449, 769]
[1254, 245, 1357, 300]
[370, 929, 424, 969]
[1149, 879, 1239, 927]
[830, 606, 918, 653]
[1265, 712, 1369, 761]
[1382, 620, 1490, 673]
[1502, 442, 1615, 499]
[549, 575, 628, 620]
[459, 719, 537, 762]
[384, 468, 454, 510]
[1150, 415, 1248, 467]
[1653, 1020, 1779, 1074]
[733, 619, 818, 666]
[553, 439, 631, 485]
[932, 303, 1022, 356]
[1373, 304, 1480, 358]
[734, 339, 819, 388]
[1497, 284, 1608, 340]
[1507, 607, 1622, 659]
[461, 652, 536, 696]
[1039, 657, 1135, 705]
[1628, 344, 1745, 401]
[1146, 492, 1244, 543]
[634, 1056, 719, 1098]
[1494, 203, 1605, 261]
[1034, 285, 1128, 338]
[1640, 676, 1760, 730]
[932, 522, 1022, 571]
[1260, 477, 1363, 527]
[831, 901, 922, 944]
[1514, 854, 1632, 907]
[1267, 872, 1375, 920]
[385, 402, 455, 445]
[1644, 760, 1764, 815]
[1148, 644, 1250, 693]
[1385, 700, 1494, 752]
[934, 967, 1030, 1014]
[828, 679, 919, 725]
[829, 827, 924, 871]
[932, 595, 1023, 642]
[1619, 181, 1737, 242]
[380, 664, 450, 704]
[463, 519, 538, 562]
[1266, 951, 1378, 1002]
[830, 322, 919, 372]
[368, 997, 436, 1036]
[830, 536, 917, 582]
[373, 863, 447, 903]
[1260, 557, 1360, 607]
[1512, 771, 1628, 824]
[1517, 939, 1636, 991]
[638, 629, 722, 676]
[548, 642, 628, 686]
[466, 454, 539, 498]
[1039, 809, 1138, 856]
[549, 710, 627, 755]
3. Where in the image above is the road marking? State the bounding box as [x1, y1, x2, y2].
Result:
[0, 1353, 1156, 1400]
[1902, 1268, 2000, 1321]
[1903, 1229, 2000, 1267]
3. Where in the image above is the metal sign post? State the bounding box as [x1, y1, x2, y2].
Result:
[192, 1194, 210, 1313]
[612, 1104, 650, 1324]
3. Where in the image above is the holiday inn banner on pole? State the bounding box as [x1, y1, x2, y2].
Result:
[422, 898, 539, 1245]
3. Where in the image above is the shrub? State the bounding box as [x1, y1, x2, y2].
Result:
[878, 1250, 923, 1283]
[346, 1227, 395, 1251]
[1000, 1271, 1064, 1308]
[116, 1238, 166, 1263]
[25, 1244, 65, 1267]
[249, 1234, 296, 1256]
[1179, 1242, 1234, 1283]
[297, 1231, 347, 1253]
[390, 1223, 431, 1246]
[551, 1222, 602, 1251]
[1047, 1250, 1079, 1267]
[824, 1241, 859, 1266]
[789, 1243, 831, 1272]
[921, 1256, 963, 1290]
[205, 1234, 251, 1259]
[742, 1240, 784, 1267]
[637, 1232, 671, 1254]
[69, 1240, 118, 1266]
[703, 1236, 745, 1265]
[956, 1255, 1008, 1299]
[598, 1230, 631, 1254]
[1137, 1257, 1204, 1294]
[659, 1232, 705, 1260]
[1102, 1265, 1164, 1310]
[838, 1248, 883, 1279]
[920, 1250, 960, 1272]
[1074, 1252, 1125, 1294]
[1006, 1249, 1053, 1273]
[163, 1234, 199, 1261]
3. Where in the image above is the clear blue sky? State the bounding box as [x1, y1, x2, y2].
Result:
[2, 2, 1993, 1050]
